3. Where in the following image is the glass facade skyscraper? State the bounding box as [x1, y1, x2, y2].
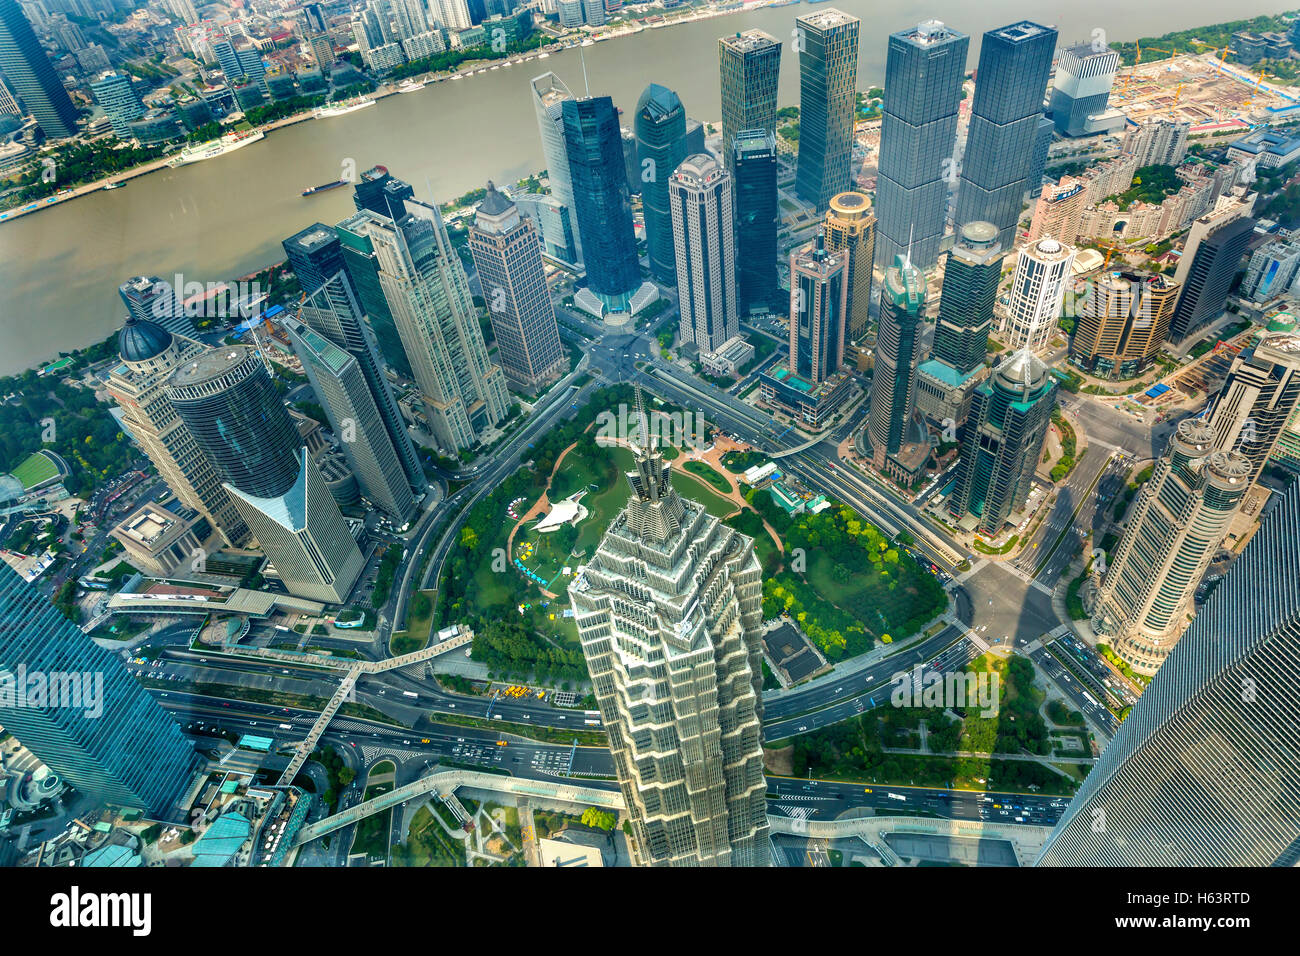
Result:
[634, 83, 689, 284]
[529, 72, 582, 265]
[932, 220, 1003, 375]
[875, 20, 969, 271]
[562, 96, 641, 304]
[0, 562, 197, 815]
[90, 71, 144, 139]
[868, 254, 926, 468]
[283, 314, 419, 523]
[282, 223, 426, 500]
[733, 129, 779, 315]
[1038, 480, 1300, 867]
[1048, 43, 1120, 138]
[948, 350, 1056, 535]
[718, 30, 780, 180]
[954, 21, 1058, 250]
[794, 8, 859, 213]
[168, 346, 365, 603]
[0, 0, 79, 138]
[1204, 330, 1300, 488]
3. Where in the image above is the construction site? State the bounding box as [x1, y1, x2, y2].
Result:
[1109, 48, 1300, 133]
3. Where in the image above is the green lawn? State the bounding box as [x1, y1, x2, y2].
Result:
[682, 459, 731, 493]
[11, 451, 59, 489]
[393, 804, 466, 867]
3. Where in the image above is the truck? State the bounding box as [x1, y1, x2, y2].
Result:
[886, 792, 906, 802]
[278, 723, 292, 730]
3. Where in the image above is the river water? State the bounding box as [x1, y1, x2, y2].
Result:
[0, 0, 1288, 374]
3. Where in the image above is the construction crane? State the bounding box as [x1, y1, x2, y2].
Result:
[1169, 82, 1185, 113]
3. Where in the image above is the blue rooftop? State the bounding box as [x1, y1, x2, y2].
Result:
[918, 359, 978, 388]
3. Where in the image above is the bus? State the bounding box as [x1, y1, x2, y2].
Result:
[583, 719, 601, 726]
[278, 723, 292, 730]
[402, 691, 418, 699]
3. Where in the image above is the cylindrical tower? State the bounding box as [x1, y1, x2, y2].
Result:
[1094, 418, 1251, 674]
[166, 346, 301, 499]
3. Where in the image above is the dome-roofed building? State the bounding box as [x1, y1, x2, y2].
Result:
[949, 348, 1058, 535]
[117, 315, 177, 370]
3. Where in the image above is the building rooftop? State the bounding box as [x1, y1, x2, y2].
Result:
[170, 345, 254, 388]
[118, 315, 174, 363]
[719, 30, 779, 53]
[797, 8, 859, 30]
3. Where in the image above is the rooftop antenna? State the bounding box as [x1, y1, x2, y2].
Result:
[580, 44, 590, 97]
[904, 223, 915, 271]
[634, 383, 650, 450]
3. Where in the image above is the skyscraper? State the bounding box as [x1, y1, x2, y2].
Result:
[118, 275, 189, 337]
[562, 95, 642, 310]
[353, 163, 415, 221]
[875, 19, 969, 271]
[1204, 328, 1300, 487]
[868, 253, 927, 482]
[670, 153, 737, 353]
[954, 21, 1057, 250]
[0, 0, 79, 139]
[1048, 42, 1121, 138]
[1003, 236, 1075, 352]
[105, 317, 250, 548]
[718, 30, 780, 179]
[932, 221, 1002, 375]
[90, 71, 144, 139]
[789, 231, 847, 384]
[283, 316, 419, 525]
[282, 223, 426, 501]
[634, 83, 689, 284]
[948, 350, 1056, 534]
[1169, 215, 1256, 344]
[915, 221, 1003, 428]
[335, 200, 414, 380]
[568, 398, 770, 866]
[467, 182, 567, 391]
[529, 72, 582, 264]
[794, 8, 859, 212]
[1091, 419, 1251, 675]
[1069, 270, 1180, 379]
[733, 129, 779, 315]
[0, 562, 198, 815]
[168, 346, 366, 604]
[822, 191, 876, 342]
[340, 203, 510, 454]
[1037, 480, 1300, 867]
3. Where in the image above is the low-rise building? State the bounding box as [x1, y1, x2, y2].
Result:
[110, 502, 213, 577]
[1227, 127, 1300, 169]
[759, 365, 855, 428]
[700, 334, 755, 376]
